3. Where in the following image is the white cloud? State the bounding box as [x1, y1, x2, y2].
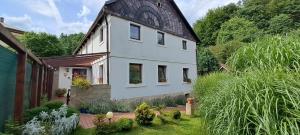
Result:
[77, 5, 91, 18]
[174, 0, 240, 24]
[2, 14, 47, 32]
[82, 0, 106, 12]
[22, 0, 93, 35]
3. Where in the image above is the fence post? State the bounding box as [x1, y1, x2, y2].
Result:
[30, 62, 38, 108]
[14, 53, 26, 122]
[37, 66, 43, 106]
[47, 69, 54, 100]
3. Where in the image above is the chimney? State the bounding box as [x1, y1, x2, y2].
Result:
[0, 17, 4, 23]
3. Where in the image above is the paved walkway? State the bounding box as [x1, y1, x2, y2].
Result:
[79, 105, 186, 129]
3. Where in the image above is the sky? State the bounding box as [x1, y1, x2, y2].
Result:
[0, 0, 239, 35]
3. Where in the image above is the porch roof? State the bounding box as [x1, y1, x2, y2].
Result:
[42, 53, 106, 69]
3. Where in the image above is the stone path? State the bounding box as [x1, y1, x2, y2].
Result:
[79, 105, 186, 129]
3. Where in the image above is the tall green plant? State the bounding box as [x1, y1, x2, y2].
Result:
[227, 35, 300, 72]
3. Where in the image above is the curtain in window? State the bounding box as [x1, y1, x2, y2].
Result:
[183, 68, 189, 82]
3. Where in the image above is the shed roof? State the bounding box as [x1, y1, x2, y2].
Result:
[42, 53, 106, 69]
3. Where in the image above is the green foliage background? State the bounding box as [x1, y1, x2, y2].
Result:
[194, 0, 300, 74]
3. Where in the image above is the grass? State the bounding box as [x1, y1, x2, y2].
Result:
[74, 115, 209, 135]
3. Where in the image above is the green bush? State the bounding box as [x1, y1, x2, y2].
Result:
[172, 110, 181, 120]
[135, 102, 155, 125]
[174, 95, 186, 105]
[24, 106, 49, 122]
[116, 118, 134, 131]
[3, 120, 22, 135]
[43, 100, 64, 110]
[87, 99, 131, 114]
[197, 47, 220, 75]
[94, 115, 117, 135]
[24, 101, 77, 122]
[72, 76, 91, 90]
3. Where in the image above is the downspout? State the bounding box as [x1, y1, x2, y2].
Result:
[105, 15, 110, 85]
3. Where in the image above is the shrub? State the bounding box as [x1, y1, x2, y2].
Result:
[23, 105, 79, 135]
[135, 102, 155, 125]
[174, 95, 186, 105]
[4, 120, 22, 135]
[43, 100, 64, 110]
[172, 110, 181, 120]
[116, 118, 134, 131]
[24, 106, 49, 122]
[87, 99, 131, 114]
[197, 47, 220, 75]
[55, 88, 66, 97]
[94, 115, 117, 135]
[72, 76, 91, 90]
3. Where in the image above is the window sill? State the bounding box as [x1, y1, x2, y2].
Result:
[157, 82, 169, 86]
[182, 82, 192, 84]
[157, 44, 167, 48]
[129, 38, 143, 43]
[127, 83, 146, 88]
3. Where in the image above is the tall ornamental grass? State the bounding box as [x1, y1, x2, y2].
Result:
[227, 35, 300, 72]
[195, 34, 300, 135]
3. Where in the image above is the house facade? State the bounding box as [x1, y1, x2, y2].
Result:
[53, 0, 199, 100]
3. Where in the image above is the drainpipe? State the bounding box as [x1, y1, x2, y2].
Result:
[105, 15, 110, 85]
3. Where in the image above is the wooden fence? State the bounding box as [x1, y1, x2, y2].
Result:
[0, 23, 54, 130]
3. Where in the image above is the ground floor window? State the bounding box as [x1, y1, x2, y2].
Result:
[73, 68, 87, 79]
[183, 68, 190, 82]
[129, 63, 142, 84]
[158, 65, 167, 82]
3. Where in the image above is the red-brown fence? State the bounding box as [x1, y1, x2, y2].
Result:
[0, 24, 54, 130]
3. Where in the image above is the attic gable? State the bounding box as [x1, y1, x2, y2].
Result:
[105, 0, 199, 42]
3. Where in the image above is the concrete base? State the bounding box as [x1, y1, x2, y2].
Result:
[186, 103, 194, 116]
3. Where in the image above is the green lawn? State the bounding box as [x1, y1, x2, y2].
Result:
[74, 115, 209, 135]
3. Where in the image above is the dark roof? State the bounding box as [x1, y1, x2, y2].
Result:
[42, 53, 106, 68]
[73, 0, 199, 54]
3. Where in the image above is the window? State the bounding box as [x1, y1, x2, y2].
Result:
[129, 63, 142, 84]
[157, 32, 165, 45]
[182, 40, 187, 50]
[158, 65, 167, 82]
[183, 68, 190, 82]
[100, 27, 104, 42]
[130, 24, 141, 40]
[72, 69, 87, 80]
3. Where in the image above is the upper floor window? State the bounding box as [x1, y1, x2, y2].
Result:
[130, 24, 141, 40]
[157, 32, 165, 45]
[129, 63, 142, 84]
[100, 27, 104, 42]
[158, 65, 167, 82]
[182, 40, 187, 50]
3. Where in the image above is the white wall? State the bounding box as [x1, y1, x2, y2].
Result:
[78, 18, 109, 55]
[109, 16, 197, 99]
[91, 56, 108, 85]
[58, 67, 92, 90]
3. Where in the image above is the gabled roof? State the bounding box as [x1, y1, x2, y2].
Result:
[73, 0, 199, 54]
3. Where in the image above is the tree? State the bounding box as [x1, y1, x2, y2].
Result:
[59, 33, 84, 55]
[193, 3, 239, 47]
[20, 32, 64, 57]
[238, 0, 271, 29]
[217, 17, 260, 44]
[268, 14, 294, 34]
[197, 47, 219, 75]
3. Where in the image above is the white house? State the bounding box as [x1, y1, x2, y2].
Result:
[46, 0, 199, 100]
